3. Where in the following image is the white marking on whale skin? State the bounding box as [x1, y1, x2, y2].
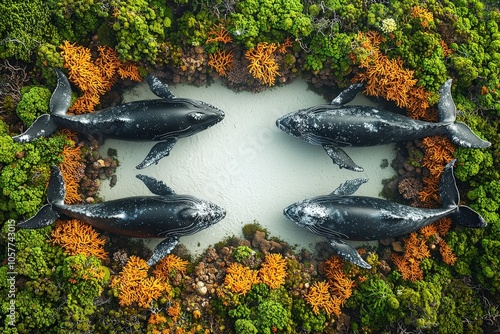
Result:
[363, 122, 378, 132]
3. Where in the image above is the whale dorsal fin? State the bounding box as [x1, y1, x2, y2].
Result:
[136, 174, 176, 196]
[437, 79, 456, 123]
[323, 145, 364, 172]
[136, 138, 178, 169]
[146, 75, 176, 100]
[329, 239, 371, 269]
[330, 178, 368, 196]
[147, 236, 179, 266]
[330, 83, 364, 106]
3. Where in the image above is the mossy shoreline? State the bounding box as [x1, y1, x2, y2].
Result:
[1, 0, 500, 333]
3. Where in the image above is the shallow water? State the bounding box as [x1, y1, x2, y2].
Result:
[98, 79, 396, 256]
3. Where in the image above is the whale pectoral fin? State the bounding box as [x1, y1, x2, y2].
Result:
[17, 204, 60, 229]
[323, 145, 364, 172]
[330, 178, 368, 196]
[329, 239, 372, 269]
[136, 138, 178, 169]
[147, 236, 179, 266]
[146, 75, 176, 100]
[330, 83, 364, 106]
[12, 114, 58, 143]
[136, 174, 176, 196]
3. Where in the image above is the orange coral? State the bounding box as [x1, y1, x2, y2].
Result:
[59, 143, 85, 204]
[111, 256, 171, 308]
[277, 37, 293, 54]
[153, 254, 189, 278]
[245, 42, 281, 86]
[323, 255, 355, 303]
[50, 219, 108, 260]
[167, 302, 182, 322]
[59, 41, 142, 114]
[206, 23, 232, 44]
[258, 253, 287, 289]
[148, 313, 167, 325]
[391, 232, 431, 281]
[412, 6, 434, 29]
[224, 262, 259, 295]
[437, 217, 452, 236]
[418, 136, 456, 207]
[353, 31, 432, 120]
[305, 281, 342, 316]
[208, 50, 234, 76]
[439, 238, 457, 265]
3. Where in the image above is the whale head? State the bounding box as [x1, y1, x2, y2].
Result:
[182, 100, 225, 134]
[174, 199, 226, 237]
[284, 199, 328, 228]
[276, 111, 307, 139]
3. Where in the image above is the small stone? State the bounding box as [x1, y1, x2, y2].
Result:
[85, 197, 95, 203]
[97, 159, 106, 167]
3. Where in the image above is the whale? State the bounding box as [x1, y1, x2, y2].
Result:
[13, 69, 225, 169]
[17, 166, 226, 265]
[283, 159, 487, 269]
[276, 80, 490, 171]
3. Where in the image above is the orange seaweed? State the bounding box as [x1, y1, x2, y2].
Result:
[245, 42, 281, 86]
[258, 253, 287, 289]
[50, 219, 108, 260]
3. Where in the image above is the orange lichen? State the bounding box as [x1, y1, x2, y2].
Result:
[224, 262, 259, 295]
[305, 281, 342, 316]
[412, 6, 434, 29]
[439, 238, 457, 265]
[323, 255, 355, 303]
[111, 256, 171, 308]
[437, 217, 452, 236]
[59, 143, 85, 204]
[277, 37, 294, 54]
[59, 41, 142, 114]
[245, 42, 281, 86]
[419, 224, 438, 238]
[206, 23, 232, 44]
[167, 302, 182, 322]
[153, 254, 189, 279]
[208, 50, 234, 76]
[148, 313, 167, 325]
[418, 136, 456, 207]
[353, 31, 432, 120]
[50, 219, 108, 260]
[391, 232, 430, 281]
[258, 253, 287, 289]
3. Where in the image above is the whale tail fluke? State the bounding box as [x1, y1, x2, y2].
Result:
[12, 69, 71, 143]
[450, 206, 488, 228]
[440, 159, 488, 228]
[437, 79, 491, 148]
[446, 122, 491, 148]
[17, 166, 66, 229]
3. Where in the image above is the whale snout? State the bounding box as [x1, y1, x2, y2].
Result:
[284, 203, 304, 227]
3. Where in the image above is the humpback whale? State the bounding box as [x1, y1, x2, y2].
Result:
[13, 69, 225, 169]
[283, 160, 487, 269]
[276, 80, 490, 171]
[17, 166, 226, 265]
